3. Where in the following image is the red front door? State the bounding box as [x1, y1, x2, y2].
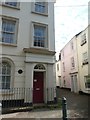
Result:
[33, 72, 44, 103]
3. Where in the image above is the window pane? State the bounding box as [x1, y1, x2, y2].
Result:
[2, 20, 15, 32]
[35, 2, 45, 13]
[2, 20, 16, 44]
[34, 25, 46, 47]
[2, 76, 6, 89]
[2, 33, 14, 44]
[2, 62, 11, 89]
[6, 76, 10, 89]
[2, 64, 6, 74]
[5, 2, 17, 7]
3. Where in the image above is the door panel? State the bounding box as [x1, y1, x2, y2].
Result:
[33, 72, 44, 103]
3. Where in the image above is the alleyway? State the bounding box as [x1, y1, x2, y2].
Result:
[56, 88, 89, 118]
[1, 88, 89, 119]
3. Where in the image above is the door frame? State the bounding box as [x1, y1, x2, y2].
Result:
[33, 70, 45, 103]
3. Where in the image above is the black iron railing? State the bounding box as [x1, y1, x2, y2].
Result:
[0, 87, 56, 113]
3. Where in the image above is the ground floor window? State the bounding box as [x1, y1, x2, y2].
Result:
[0, 61, 11, 89]
[85, 76, 90, 88]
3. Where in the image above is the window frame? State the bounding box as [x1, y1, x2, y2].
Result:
[3, 1, 20, 9]
[1, 16, 19, 46]
[1, 62, 11, 89]
[81, 33, 87, 46]
[31, 22, 48, 49]
[0, 58, 15, 90]
[82, 52, 88, 65]
[31, 2, 48, 16]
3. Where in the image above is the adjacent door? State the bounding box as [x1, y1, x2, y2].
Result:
[71, 75, 78, 93]
[33, 72, 44, 103]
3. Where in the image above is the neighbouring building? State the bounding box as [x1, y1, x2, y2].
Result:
[60, 34, 80, 93]
[55, 53, 61, 88]
[59, 25, 90, 94]
[0, 1, 56, 107]
[77, 25, 90, 94]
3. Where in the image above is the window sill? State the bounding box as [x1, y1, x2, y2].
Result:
[81, 40, 87, 46]
[31, 46, 48, 50]
[31, 11, 48, 16]
[82, 62, 88, 65]
[85, 88, 90, 91]
[2, 4, 20, 10]
[1, 43, 17, 47]
[23, 47, 56, 55]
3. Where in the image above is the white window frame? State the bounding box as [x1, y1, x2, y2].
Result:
[3, 1, 20, 9]
[1, 62, 11, 89]
[31, 1, 48, 16]
[82, 52, 88, 63]
[81, 33, 86, 46]
[31, 22, 48, 49]
[1, 16, 19, 46]
[0, 58, 14, 90]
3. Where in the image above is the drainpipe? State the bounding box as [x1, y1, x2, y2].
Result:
[76, 36, 81, 92]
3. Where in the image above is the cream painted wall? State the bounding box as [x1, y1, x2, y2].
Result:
[1, 2, 56, 102]
[2, 55, 25, 88]
[1, 2, 55, 56]
[77, 27, 89, 93]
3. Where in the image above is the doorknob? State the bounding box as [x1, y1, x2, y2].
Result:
[36, 88, 40, 90]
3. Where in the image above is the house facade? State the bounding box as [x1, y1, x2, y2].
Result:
[0, 1, 56, 106]
[55, 56, 61, 88]
[60, 35, 79, 93]
[77, 25, 90, 94]
[59, 25, 90, 94]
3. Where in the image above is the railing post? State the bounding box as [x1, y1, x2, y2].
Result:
[62, 97, 67, 120]
[0, 102, 2, 115]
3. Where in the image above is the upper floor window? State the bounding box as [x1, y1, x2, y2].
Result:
[1, 17, 18, 45]
[81, 33, 86, 46]
[5, 2, 17, 7]
[33, 23, 48, 48]
[0, 62, 11, 89]
[82, 52, 88, 65]
[71, 57, 75, 68]
[35, 2, 45, 13]
[3, 0, 20, 9]
[31, 1, 48, 15]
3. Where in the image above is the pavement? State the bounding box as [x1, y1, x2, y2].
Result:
[0, 88, 89, 119]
